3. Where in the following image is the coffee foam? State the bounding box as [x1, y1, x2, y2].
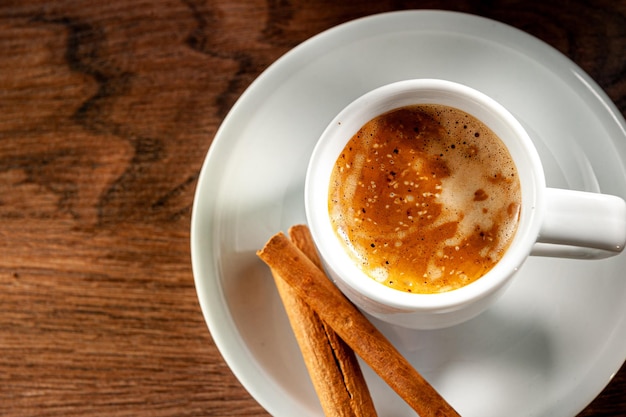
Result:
[329, 104, 521, 294]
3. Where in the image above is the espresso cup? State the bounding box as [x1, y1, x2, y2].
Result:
[305, 79, 626, 329]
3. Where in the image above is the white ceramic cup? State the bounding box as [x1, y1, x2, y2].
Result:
[305, 79, 626, 329]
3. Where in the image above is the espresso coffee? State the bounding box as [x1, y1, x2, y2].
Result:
[329, 104, 521, 294]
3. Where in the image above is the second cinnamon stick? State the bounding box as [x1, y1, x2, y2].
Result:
[272, 225, 377, 417]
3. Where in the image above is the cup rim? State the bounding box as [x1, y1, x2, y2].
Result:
[305, 78, 545, 312]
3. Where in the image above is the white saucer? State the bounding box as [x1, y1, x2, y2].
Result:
[191, 11, 626, 417]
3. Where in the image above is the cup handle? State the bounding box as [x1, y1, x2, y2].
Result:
[531, 188, 626, 259]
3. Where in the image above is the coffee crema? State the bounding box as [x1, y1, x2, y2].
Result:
[329, 104, 521, 294]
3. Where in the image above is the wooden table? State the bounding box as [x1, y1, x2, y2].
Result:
[1, 1, 624, 415]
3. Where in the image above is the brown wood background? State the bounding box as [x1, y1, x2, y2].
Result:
[0, 0, 624, 416]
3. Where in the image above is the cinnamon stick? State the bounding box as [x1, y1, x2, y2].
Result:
[270, 225, 377, 417]
[257, 231, 461, 417]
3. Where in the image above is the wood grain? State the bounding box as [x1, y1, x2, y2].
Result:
[0, 1, 623, 416]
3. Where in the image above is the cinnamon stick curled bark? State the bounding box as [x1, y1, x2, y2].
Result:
[257, 230, 461, 417]
[270, 225, 377, 417]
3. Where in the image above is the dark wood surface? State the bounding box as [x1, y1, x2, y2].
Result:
[1, 1, 624, 416]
